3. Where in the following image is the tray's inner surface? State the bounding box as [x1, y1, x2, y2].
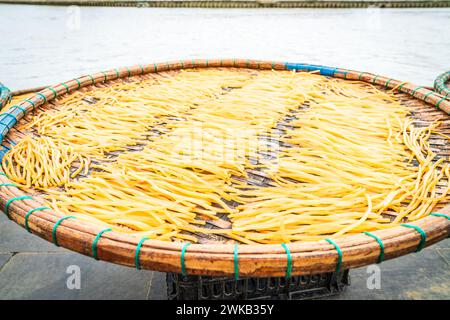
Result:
[1, 68, 450, 245]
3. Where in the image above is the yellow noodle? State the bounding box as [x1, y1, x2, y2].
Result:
[2, 69, 449, 243]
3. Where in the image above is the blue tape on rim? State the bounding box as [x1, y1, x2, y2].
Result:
[285, 63, 337, 77]
[0, 113, 17, 129]
[0, 149, 7, 161]
[11, 105, 27, 115]
[319, 66, 338, 76]
[0, 82, 12, 108]
[285, 62, 299, 70]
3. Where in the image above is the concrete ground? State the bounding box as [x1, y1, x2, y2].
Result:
[0, 212, 449, 300]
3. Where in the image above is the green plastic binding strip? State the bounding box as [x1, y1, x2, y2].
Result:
[153, 63, 158, 72]
[139, 65, 145, 74]
[87, 75, 95, 84]
[60, 83, 70, 93]
[397, 82, 407, 91]
[92, 227, 112, 260]
[24, 99, 35, 108]
[401, 224, 427, 252]
[372, 75, 379, 85]
[101, 71, 108, 82]
[234, 244, 239, 280]
[325, 238, 342, 273]
[1, 113, 17, 129]
[12, 105, 26, 115]
[0, 183, 18, 188]
[281, 243, 292, 279]
[180, 242, 191, 277]
[135, 237, 149, 270]
[74, 78, 81, 89]
[180, 60, 185, 69]
[126, 67, 131, 77]
[411, 86, 424, 97]
[115, 69, 120, 78]
[205, 60, 209, 67]
[385, 78, 393, 88]
[25, 206, 50, 233]
[47, 87, 58, 99]
[430, 212, 450, 220]
[363, 231, 385, 263]
[436, 97, 446, 109]
[52, 216, 76, 246]
[358, 72, 366, 80]
[36, 93, 47, 104]
[5, 195, 32, 218]
[424, 90, 435, 101]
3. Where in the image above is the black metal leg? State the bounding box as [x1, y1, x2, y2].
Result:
[166, 270, 350, 300]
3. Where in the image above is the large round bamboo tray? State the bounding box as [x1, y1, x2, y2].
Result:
[1, 59, 450, 278]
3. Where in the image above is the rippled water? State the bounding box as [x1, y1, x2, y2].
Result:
[1, 5, 449, 90]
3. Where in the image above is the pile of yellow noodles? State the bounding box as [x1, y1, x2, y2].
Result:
[2, 68, 449, 243]
[2, 136, 89, 189]
[230, 83, 450, 242]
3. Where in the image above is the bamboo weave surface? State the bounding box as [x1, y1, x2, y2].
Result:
[0, 59, 449, 277]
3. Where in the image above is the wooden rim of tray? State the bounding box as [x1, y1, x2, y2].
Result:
[1, 59, 450, 277]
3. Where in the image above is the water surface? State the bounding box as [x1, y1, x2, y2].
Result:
[1, 5, 449, 89]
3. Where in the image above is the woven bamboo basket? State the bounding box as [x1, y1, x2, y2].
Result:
[1, 59, 450, 278]
[0, 82, 11, 110]
[434, 70, 450, 99]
